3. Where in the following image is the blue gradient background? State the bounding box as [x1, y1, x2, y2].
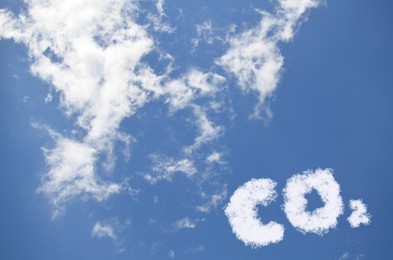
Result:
[0, 0, 392, 259]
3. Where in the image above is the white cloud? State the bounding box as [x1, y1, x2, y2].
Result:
[37, 129, 123, 218]
[196, 188, 227, 213]
[0, 10, 24, 41]
[92, 221, 117, 240]
[172, 217, 196, 231]
[337, 252, 350, 260]
[186, 69, 225, 96]
[191, 20, 222, 49]
[347, 199, 371, 228]
[217, 0, 322, 118]
[184, 106, 222, 154]
[1, 0, 325, 237]
[206, 152, 222, 164]
[156, 0, 166, 17]
[45, 93, 53, 103]
[163, 78, 195, 111]
[91, 218, 131, 253]
[163, 69, 225, 112]
[282, 168, 344, 235]
[224, 179, 285, 248]
[0, 0, 159, 216]
[0, 0, 232, 218]
[144, 155, 197, 184]
[146, 5, 174, 34]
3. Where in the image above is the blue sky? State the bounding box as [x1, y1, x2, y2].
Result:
[0, 0, 392, 259]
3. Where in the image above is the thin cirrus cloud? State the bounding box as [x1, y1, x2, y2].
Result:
[0, 0, 324, 231]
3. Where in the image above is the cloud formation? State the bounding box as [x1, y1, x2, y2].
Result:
[347, 199, 371, 228]
[172, 217, 197, 231]
[39, 131, 123, 218]
[0, 0, 229, 217]
[224, 179, 285, 247]
[144, 155, 197, 185]
[0, 0, 327, 239]
[0, 0, 158, 216]
[92, 221, 117, 241]
[282, 168, 344, 235]
[196, 188, 227, 213]
[217, 0, 321, 118]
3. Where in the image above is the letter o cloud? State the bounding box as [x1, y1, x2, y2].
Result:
[283, 168, 344, 235]
[224, 178, 285, 248]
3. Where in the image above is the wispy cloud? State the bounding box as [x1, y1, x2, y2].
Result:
[163, 69, 225, 112]
[206, 152, 223, 164]
[144, 155, 197, 184]
[36, 127, 123, 218]
[196, 187, 227, 213]
[156, 0, 166, 17]
[282, 168, 344, 235]
[91, 218, 131, 253]
[191, 20, 224, 50]
[92, 221, 117, 241]
[184, 106, 223, 154]
[224, 179, 285, 247]
[217, 0, 322, 118]
[337, 252, 350, 260]
[147, 0, 174, 33]
[172, 217, 197, 231]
